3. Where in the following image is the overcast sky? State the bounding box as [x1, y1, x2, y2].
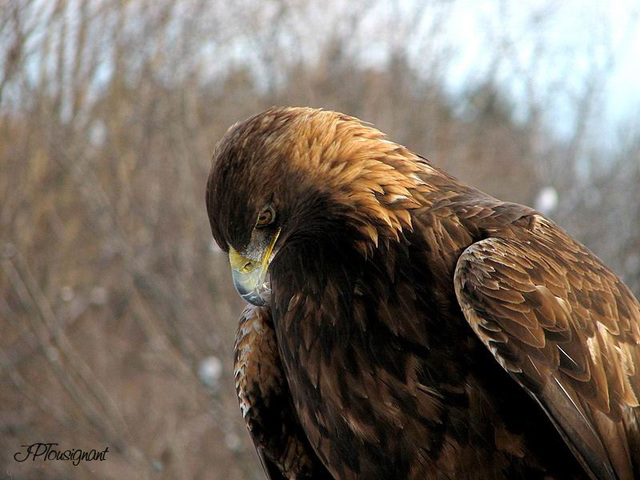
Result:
[443, 0, 640, 136]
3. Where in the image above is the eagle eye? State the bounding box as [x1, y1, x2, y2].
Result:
[256, 206, 275, 228]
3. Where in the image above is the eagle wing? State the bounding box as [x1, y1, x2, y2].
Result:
[234, 305, 333, 480]
[453, 214, 640, 480]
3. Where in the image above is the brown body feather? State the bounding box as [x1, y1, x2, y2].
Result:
[207, 107, 640, 480]
[234, 306, 333, 479]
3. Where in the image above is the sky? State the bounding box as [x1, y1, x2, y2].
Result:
[298, 0, 640, 141]
[442, 0, 640, 137]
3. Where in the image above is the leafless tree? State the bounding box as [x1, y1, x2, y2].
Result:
[0, 1, 637, 478]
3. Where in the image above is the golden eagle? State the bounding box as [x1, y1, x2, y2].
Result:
[206, 107, 640, 480]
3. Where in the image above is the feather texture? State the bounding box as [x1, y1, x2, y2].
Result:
[454, 216, 640, 479]
[234, 305, 333, 479]
[207, 107, 640, 480]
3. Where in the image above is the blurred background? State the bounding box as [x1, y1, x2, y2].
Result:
[1, 0, 639, 478]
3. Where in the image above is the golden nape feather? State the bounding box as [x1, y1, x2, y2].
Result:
[206, 107, 640, 480]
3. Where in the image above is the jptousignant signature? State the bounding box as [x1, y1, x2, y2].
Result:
[14, 443, 109, 467]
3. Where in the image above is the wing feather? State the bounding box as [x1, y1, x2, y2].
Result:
[234, 305, 333, 480]
[454, 215, 640, 480]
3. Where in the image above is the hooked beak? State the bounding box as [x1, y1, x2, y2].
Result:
[228, 229, 280, 306]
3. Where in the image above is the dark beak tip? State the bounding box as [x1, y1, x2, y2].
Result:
[233, 278, 268, 307]
[242, 292, 268, 307]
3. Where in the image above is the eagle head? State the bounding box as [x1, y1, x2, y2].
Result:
[206, 106, 425, 305]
